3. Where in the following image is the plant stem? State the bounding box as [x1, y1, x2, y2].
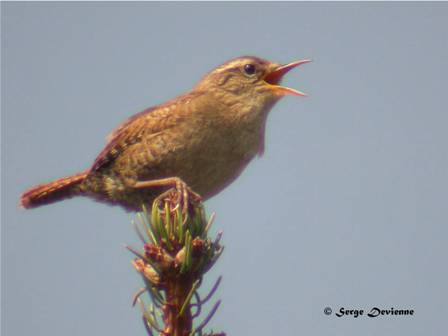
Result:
[162, 276, 194, 336]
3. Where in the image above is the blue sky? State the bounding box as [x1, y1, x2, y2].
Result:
[3, 2, 448, 335]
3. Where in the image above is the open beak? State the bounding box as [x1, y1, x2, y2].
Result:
[264, 59, 311, 97]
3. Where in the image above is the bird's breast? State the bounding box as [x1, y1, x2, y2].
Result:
[175, 113, 266, 198]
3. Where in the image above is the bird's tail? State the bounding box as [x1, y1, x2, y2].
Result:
[20, 171, 89, 209]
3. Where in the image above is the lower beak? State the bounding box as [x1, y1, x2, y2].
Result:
[264, 59, 311, 97]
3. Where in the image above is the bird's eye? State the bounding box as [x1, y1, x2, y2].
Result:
[243, 64, 256, 76]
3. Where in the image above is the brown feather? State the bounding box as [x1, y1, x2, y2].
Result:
[20, 171, 88, 208]
[91, 93, 201, 172]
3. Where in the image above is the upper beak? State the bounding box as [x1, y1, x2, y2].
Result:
[264, 59, 311, 97]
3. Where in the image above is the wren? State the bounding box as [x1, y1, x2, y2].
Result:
[20, 56, 310, 211]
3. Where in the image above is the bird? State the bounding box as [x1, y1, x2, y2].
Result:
[20, 56, 310, 212]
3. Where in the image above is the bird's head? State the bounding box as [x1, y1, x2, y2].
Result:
[195, 56, 310, 116]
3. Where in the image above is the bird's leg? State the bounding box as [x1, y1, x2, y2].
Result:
[134, 177, 202, 212]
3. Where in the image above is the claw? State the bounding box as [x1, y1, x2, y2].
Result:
[134, 177, 202, 215]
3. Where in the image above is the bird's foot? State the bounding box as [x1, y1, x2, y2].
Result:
[134, 177, 202, 213]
